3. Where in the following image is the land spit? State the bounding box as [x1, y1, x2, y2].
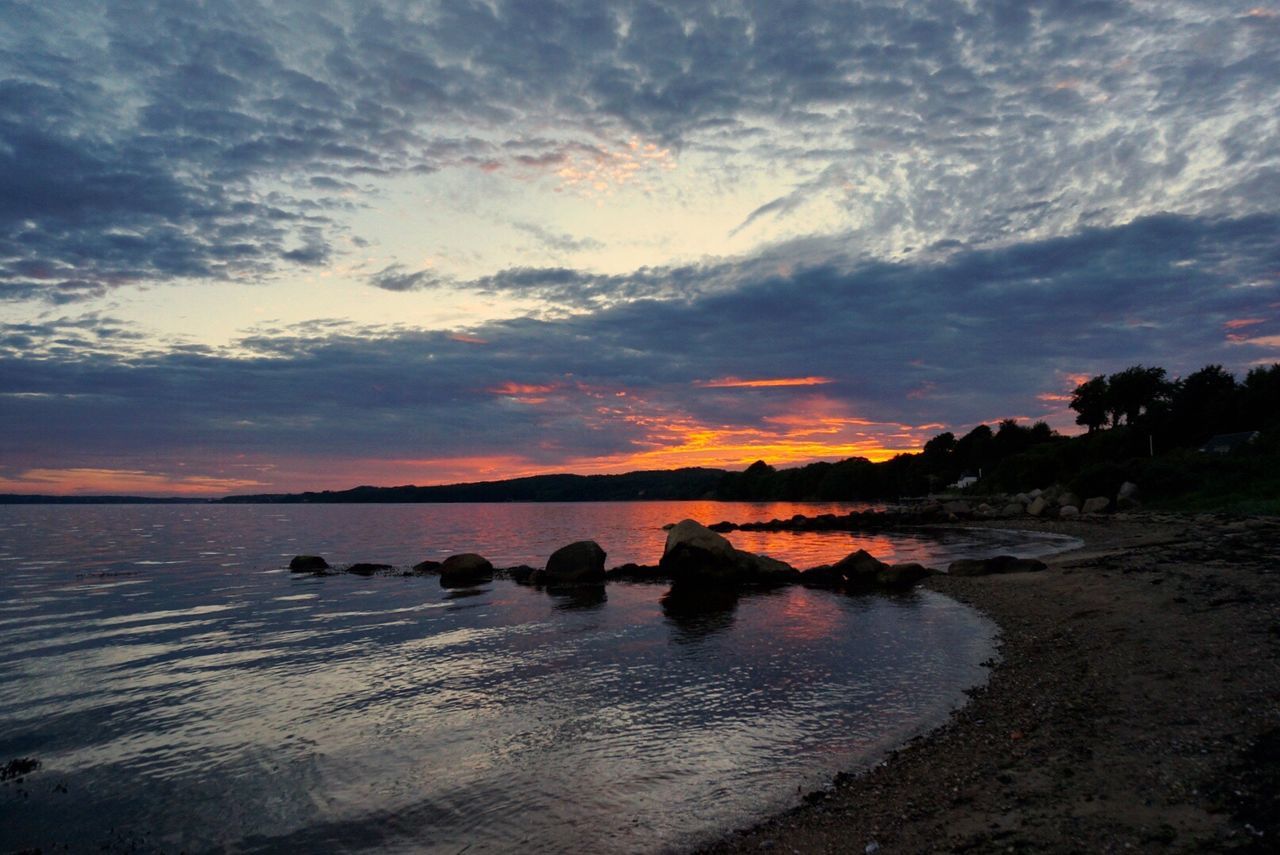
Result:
[699, 513, 1280, 854]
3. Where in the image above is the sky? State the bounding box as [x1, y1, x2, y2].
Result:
[2, 0, 1279, 495]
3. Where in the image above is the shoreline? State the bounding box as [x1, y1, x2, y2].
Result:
[700, 513, 1280, 853]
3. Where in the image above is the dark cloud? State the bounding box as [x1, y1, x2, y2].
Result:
[368, 264, 449, 292]
[3, 213, 1276, 486]
[2, 1, 1278, 301]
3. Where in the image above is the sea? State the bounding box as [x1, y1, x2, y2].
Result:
[0, 501, 1079, 853]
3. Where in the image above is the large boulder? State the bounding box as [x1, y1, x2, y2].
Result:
[660, 519, 744, 584]
[439, 553, 494, 588]
[412, 559, 442, 574]
[1002, 502, 1026, 517]
[289, 555, 329, 572]
[542, 540, 607, 584]
[1082, 496, 1110, 514]
[1058, 505, 1079, 518]
[947, 555, 1048, 577]
[660, 519, 796, 586]
[1027, 496, 1049, 517]
[1058, 492, 1080, 510]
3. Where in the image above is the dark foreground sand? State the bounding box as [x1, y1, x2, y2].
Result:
[701, 513, 1280, 854]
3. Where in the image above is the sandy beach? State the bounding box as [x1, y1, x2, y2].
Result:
[702, 513, 1280, 854]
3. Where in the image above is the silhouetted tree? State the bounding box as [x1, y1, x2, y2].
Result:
[1242, 363, 1280, 430]
[1106, 365, 1172, 427]
[1070, 375, 1110, 432]
[1170, 365, 1238, 446]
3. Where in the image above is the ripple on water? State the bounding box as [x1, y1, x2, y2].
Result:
[0, 502, 1054, 853]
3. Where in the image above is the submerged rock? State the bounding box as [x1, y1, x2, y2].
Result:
[289, 555, 329, 572]
[603, 563, 666, 582]
[439, 553, 494, 588]
[501, 564, 538, 584]
[542, 540, 607, 584]
[345, 562, 394, 576]
[411, 559, 442, 574]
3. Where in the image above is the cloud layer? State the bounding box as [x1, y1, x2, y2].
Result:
[3, 213, 1276, 492]
[4, 1, 1280, 301]
[2, 2, 1279, 492]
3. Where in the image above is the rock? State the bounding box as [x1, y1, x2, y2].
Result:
[345, 562, 393, 576]
[1029, 488, 1043, 498]
[1118, 481, 1139, 500]
[879, 562, 935, 590]
[289, 555, 329, 572]
[1082, 496, 1110, 514]
[942, 500, 972, 515]
[543, 540, 607, 584]
[603, 563, 664, 582]
[1014, 493, 1031, 504]
[948, 555, 1048, 576]
[439, 553, 494, 588]
[660, 519, 743, 584]
[1058, 505, 1079, 518]
[1002, 502, 1026, 517]
[502, 564, 538, 583]
[708, 521, 738, 532]
[739, 552, 800, 585]
[1058, 492, 1080, 509]
[412, 559, 442, 574]
[1027, 496, 1049, 517]
[660, 519, 796, 586]
[800, 564, 843, 587]
[1040, 485, 1062, 504]
[834, 549, 892, 584]
[1117, 495, 1142, 511]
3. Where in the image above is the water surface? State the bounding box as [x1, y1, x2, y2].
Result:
[0, 503, 1069, 853]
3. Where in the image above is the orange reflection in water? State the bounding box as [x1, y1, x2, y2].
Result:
[776, 586, 845, 643]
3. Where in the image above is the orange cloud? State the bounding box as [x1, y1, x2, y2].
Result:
[0, 468, 265, 496]
[489, 381, 560, 404]
[448, 332, 489, 344]
[1225, 317, 1267, 329]
[694, 376, 833, 389]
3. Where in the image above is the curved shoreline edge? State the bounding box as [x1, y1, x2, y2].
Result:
[699, 513, 1280, 854]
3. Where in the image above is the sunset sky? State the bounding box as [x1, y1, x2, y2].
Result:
[2, 0, 1279, 495]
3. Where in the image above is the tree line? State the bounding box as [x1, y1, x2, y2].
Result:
[717, 362, 1280, 506]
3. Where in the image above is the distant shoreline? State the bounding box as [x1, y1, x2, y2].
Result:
[701, 513, 1280, 853]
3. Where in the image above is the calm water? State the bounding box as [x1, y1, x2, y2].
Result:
[0, 503, 1075, 853]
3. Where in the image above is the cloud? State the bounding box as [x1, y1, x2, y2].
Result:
[368, 264, 449, 292]
[3, 1, 1279, 303]
[512, 222, 605, 253]
[3, 213, 1277, 490]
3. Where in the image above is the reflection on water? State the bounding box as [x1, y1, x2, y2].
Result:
[661, 586, 743, 641]
[0, 503, 1052, 853]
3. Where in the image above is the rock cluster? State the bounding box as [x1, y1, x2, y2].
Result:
[659, 520, 800, 587]
[801, 549, 935, 591]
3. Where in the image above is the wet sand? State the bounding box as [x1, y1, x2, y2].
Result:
[701, 513, 1280, 854]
